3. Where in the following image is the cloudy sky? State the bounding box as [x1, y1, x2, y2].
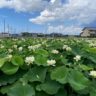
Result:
[0, 0, 96, 35]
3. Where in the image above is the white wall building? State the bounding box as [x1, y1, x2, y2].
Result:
[0, 32, 10, 38]
[81, 27, 96, 37]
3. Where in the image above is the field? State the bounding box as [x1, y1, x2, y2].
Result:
[0, 37, 96, 96]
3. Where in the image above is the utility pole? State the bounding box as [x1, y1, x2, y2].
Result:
[4, 19, 6, 33]
[7, 24, 10, 34]
[9, 26, 12, 34]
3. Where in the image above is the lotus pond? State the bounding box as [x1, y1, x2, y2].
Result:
[0, 37, 96, 96]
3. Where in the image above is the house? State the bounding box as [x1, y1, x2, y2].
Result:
[0, 32, 10, 38]
[50, 33, 63, 37]
[21, 32, 40, 37]
[31, 33, 38, 37]
[10, 34, 21, 38]
[80, 27, 96, 37]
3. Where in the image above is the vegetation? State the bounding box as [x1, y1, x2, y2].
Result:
[0, 37, 96, 96]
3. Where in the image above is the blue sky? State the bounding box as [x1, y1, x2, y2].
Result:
[0, 8, 45, 33]
[0, 0, 96, 35]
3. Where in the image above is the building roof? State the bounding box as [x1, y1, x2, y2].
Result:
[0, 32, 10, 34]
[82, 27, 96, 31]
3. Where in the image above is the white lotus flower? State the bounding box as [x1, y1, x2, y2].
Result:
[18, 47, 23, 51]
[6, 54, 12, 60]
[13, 39, 18, 41]
[66, 47, 72, 51]
[21, 38, 25, 41]
[25, 56, 35, 65]
[74, 55, 81, 62]
[51, 50, 59, 54]
[8, 49, 13, 53]
[47, 59, 56, 66]
[63, 45, 68, 49]
[28, 44, 41, 51]
[0, 45, 4, 49]
[63, 45, 72, 51]
[89, 71, 96, 78]
[13, 45, 17, 49]
[28, 46, 33, 51]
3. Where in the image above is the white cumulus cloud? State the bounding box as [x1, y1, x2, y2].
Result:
[0, 0, 49, 12]
[29, 9, 56, 24]
[28, 0, 96, 34]
[50, 0, 56, 4]
[29, 0, 96, 24]
[47, 25, 82, 35]
[0, 0, 96, 35]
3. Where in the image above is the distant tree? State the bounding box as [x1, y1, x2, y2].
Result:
[21, 32, 31, 37]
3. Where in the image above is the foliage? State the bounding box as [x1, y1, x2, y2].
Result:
[0, 37, 96, 96]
